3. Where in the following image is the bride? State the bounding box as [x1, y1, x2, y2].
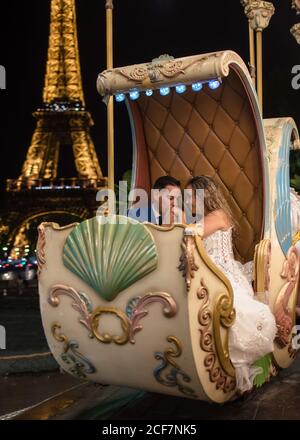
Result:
[185, 176, 277, 393]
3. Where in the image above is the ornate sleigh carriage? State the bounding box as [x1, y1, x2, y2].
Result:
[37, 51, 300, 403]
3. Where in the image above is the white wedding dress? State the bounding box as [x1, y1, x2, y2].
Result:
[202, 227, 277, 393]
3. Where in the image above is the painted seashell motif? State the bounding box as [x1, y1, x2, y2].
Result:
[63, 216, 158, 301]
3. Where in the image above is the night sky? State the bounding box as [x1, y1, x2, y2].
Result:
[0, 0, 299, 190]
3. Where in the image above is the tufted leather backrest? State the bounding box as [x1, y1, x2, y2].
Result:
[129, 68, 264, 263]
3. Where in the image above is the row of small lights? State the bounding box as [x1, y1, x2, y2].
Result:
[115, 80, 222, 102]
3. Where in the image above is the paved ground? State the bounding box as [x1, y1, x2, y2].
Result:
[108, 356, 300, 421]
[0, 294, 58, 374]
[0, 295, 46, 356]
[1, 295, 300, 420]
[1, 355, 300, 420]
[0, 371, 84, 418]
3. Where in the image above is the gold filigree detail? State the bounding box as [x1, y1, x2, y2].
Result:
[49, 284, 178, 346]
[52, 323, 68, 343]
[198, 279, 236, 392]
[91, 307, 131, 345]
[178, 235, 199, 292]
[195, 236, 236, 378]
[274, 246, 300, 348]
[213, 293, 236, 378]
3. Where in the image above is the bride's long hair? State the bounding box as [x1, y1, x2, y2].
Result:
[187, 175, 239, 233]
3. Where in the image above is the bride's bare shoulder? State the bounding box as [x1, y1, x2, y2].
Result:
[206, 209, 232, 229]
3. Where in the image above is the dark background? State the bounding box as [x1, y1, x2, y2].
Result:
[0, 0, 299, 189]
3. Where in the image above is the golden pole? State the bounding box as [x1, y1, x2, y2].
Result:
[106, 0, 114, 191]
[243, 1, 275, 116]
[249, 23, 256, 87]
[256, 30, 263, 114]
[241, 1, 256, 87]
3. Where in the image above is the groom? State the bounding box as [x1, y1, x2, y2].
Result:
[128, 175, 181, 225]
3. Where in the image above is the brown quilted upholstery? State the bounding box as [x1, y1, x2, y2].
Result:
[133, 69, 264, 263]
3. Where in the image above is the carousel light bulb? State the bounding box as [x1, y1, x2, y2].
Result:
[115, 93, 126, 102]
[145, 89, 153, 97]
[208, 79, 221, 90]
[175, 85, 187, 94]
[192, 82, 203, 92]
[160, 87, 170, 96]
[129, 90, 140, 101]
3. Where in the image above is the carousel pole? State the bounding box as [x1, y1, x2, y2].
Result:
[241, 1, 256, 87]
[105, 0, 115, 191]
[256, 29, 263, 113]
[243, 1, 275, 115]
[249, 23, 256, 85]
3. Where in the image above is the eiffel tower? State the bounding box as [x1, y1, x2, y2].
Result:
[3, 0, 107, 258]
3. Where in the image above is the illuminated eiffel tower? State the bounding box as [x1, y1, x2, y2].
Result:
[3, 0, 106, 258]
[20, 0, 103, 182]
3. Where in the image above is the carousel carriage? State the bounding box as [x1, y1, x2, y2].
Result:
[37, 50, 300, 403]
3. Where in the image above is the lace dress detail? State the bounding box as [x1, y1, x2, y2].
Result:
[203, 228, 277, 393]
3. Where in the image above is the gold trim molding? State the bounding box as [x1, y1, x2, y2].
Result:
[178, 235, 199, 292]
[195, 237, 236, 378]
[198, 279, 236, 392]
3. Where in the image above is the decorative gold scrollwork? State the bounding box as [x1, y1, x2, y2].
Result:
[91, 307, 131, 345]
[49, 285, 177, 346]
[178, 235, 199, 292]
[154, 336, 198, 398]
[195, 237, 236, 380]
[198, 279, 236, 393]
[51, 323, 96, 378]
[52, 323, 68, 344]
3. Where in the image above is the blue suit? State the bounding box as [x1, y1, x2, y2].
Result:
[127, 204, 162, 225]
